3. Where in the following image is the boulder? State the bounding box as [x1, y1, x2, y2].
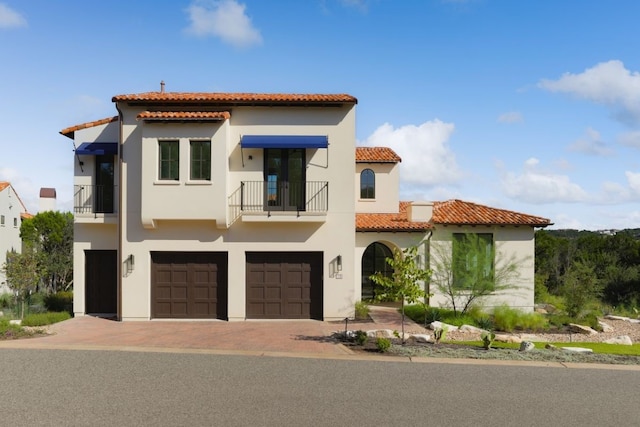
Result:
[494, 334, 522, 344]
[604, 315, 628, 321]
[9, 319, 21, 326]
[366, 329, 395, 338]
[459, 324, 487, 334]
[519, 341, 535, 352]
[519, 334, 548, 342]
[628, 318, 640, 324]
[597, 320, 614, 333]
[568, 323, 598, 335]
[603, 335, 633, 345]
[407, 334, 431, 343]
[429, 321, 458, 331]
[545, 343, 559, 351]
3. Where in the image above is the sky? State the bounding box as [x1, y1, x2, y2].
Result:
[1, 0, 640, 231]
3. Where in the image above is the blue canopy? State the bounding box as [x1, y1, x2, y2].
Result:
[240, 135, 328, 149]
[75, 142, 117, 156]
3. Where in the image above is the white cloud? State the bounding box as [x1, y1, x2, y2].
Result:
[0, 3, 26, 29]
[185, 0, 262, 48]
[361, 120, 462, 187]
[501, 157, 589, 204]
[538, 60, 640, 124]
[617, 131, 640, 148]
[626, 171, 640, 195]
[497, 111, 523, 123]
[568, 127, 614, 156]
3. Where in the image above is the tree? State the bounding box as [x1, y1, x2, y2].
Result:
[369, 246, 431, 343]
[20, 211, 74, 292]
[430, 233, 526, 315]
[561, 259, 601, 318]
[1, 249, 40, 318]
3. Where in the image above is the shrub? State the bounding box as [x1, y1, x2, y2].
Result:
[492, 305, 548, 332]
[354, 330, 368, 346]
[22, 311, 71, 327]
[481, 331, 496, 350]
[354, 301, 369, 320]
[475, 316, 494, 331]
[0, 293, 14, 309]
[376, 337, 391, 352]
[44, 291, 73, 314]
[433, 327, 447, 344]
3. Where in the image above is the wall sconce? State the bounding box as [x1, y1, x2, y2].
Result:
[125, 254, 135, 275]
[337, 255, 342, 272]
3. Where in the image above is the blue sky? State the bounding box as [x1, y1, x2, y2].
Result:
[1, 0, 640, 230]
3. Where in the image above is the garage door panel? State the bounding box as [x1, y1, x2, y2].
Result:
[246, 252, 322, 319]
[151, 252, 228, 319]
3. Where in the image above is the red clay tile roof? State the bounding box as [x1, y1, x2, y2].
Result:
[39, 188, 56, 198]
[137, 111, 231, 121]
[356, 202, 432, 232]
[357, 200, 551, 232]
[356, 147, 402, 163]
[21, 212, 34, 220]
[432, 199, 551, 227]
[113, 92, 357, 105]
[0, 182, 9, 192]
[60, 116, 118, 139]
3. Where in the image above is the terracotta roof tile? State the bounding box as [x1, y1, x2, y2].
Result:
[356, 202, 431, 232]
[356, 147, 402, 163]
[39, 188, 56, 198]
[60, 116, 118, 139]
[113, 92, 357, 105]
[137, 111, 231, 121]
[0, 182, 9, 192]
[432, 199, 551, 227]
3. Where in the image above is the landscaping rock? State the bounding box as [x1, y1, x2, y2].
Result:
[494, 334, 522, 344]
[603, 335, 633, 345]
[429, 321, 458, 331]
[519, 341, 535, 352]
[560, 347, 593, 353]
[519, 333, 548, 342]
[407, 334, 431, 343]
[545, 343, 559, 351]
[598, 320, 614, 333]
[604, 315, 628, 321]
[568, 323, 598, 335]
[459, 324, 487, 334]
[366, 329, 395, 339]
[628, 319, 640, 324]
[9, 319, 21, 326]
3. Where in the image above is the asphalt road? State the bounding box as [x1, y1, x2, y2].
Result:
[1, 349, 638, 426]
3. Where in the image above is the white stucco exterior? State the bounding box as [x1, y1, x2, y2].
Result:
[0, 183, 29, 294]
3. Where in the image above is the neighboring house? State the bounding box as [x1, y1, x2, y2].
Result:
[0, 182, 31, 294]
[61, 88, 550, 321]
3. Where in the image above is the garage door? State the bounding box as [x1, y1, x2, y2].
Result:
[246, 252, 323, 320]
[151, 252, 228, 319]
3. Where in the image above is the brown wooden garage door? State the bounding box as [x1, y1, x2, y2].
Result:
[246, 252, 323, 319]
[151, 252, 228, 319]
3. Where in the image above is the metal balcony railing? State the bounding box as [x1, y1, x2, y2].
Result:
[74, 185, 116, 215]
[231, 181, 328, 217]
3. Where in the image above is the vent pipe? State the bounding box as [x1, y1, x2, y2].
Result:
[160, 80, 165, 93]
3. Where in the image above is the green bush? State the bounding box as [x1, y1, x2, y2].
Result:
[354, 301, 370, 320]
[44, 291, 73, 314]
[0, 293, 14, 309]
[354, 330, 368, 346]
[376, 337, 391, 352]
[22, 311, 71, 327]
[492, 305, 548, 332]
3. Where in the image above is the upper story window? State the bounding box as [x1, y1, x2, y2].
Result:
[159, 140, 179, 181]
[190, 140, 211, 181]
[13, 217, 17, 227]
[360, 169, 375, 199]
[0, 215, 4, 226]
[452, 233, 494, 290]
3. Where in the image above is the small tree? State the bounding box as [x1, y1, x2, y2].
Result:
[562, 260, 601, 318]
[369, 246, 431, 343]
[2, 249, 40, 318]
[431, 234, 526, 315]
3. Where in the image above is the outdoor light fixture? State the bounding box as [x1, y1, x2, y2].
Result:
[337, 255, 342, 272]
[125, 254, 135, 275]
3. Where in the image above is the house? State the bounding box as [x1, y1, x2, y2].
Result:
[61, 87, 550, 321]
[0, 182, 32, 294]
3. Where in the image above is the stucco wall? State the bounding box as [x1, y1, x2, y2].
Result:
[355, 162, 399, 213]
[0, 185, 26, 294]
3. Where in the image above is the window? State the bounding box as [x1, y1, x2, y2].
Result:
[452, 233, 494, 290]
[13, 218, 17, 227]
[159, 140, 179, 180]
[360, 169, 375, 199]
[190, 140, 211, 180]
[0, 215, 4, 225]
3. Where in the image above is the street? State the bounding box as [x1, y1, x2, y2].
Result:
[0, 349, 638, 426]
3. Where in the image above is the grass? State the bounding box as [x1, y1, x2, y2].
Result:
[0, 310, 72, 340]
[22, 311, 71, 327]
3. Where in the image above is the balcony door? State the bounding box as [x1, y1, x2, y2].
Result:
[95, 155, 114, 213]
[264, 148, 305, 211]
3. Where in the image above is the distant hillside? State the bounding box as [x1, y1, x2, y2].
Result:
[545, 228, 640, 239]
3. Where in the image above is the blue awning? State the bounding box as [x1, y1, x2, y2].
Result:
[240, 135, 328, 149]
[75, 142, 118, 156]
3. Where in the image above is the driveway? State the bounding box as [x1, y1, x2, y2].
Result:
[0, 306, 422, 356]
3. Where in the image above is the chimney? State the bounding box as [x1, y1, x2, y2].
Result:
[39, 187, 57, 212]
[407, 201, 433, 222]
[160, 80, 165, 93]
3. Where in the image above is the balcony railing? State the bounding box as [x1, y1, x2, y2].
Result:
[229, 181, 328, 221]
[74, 185, 116, 215]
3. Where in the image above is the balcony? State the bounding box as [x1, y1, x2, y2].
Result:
[74, 185, 117, 222]
[229, 181, 328, 224]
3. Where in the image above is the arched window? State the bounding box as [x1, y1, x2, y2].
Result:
[360, 169, 375, 199]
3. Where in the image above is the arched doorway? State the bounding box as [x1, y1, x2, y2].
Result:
[361, 242, 394, 300]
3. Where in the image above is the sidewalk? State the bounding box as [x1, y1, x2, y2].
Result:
[0, 305, 427, 357]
